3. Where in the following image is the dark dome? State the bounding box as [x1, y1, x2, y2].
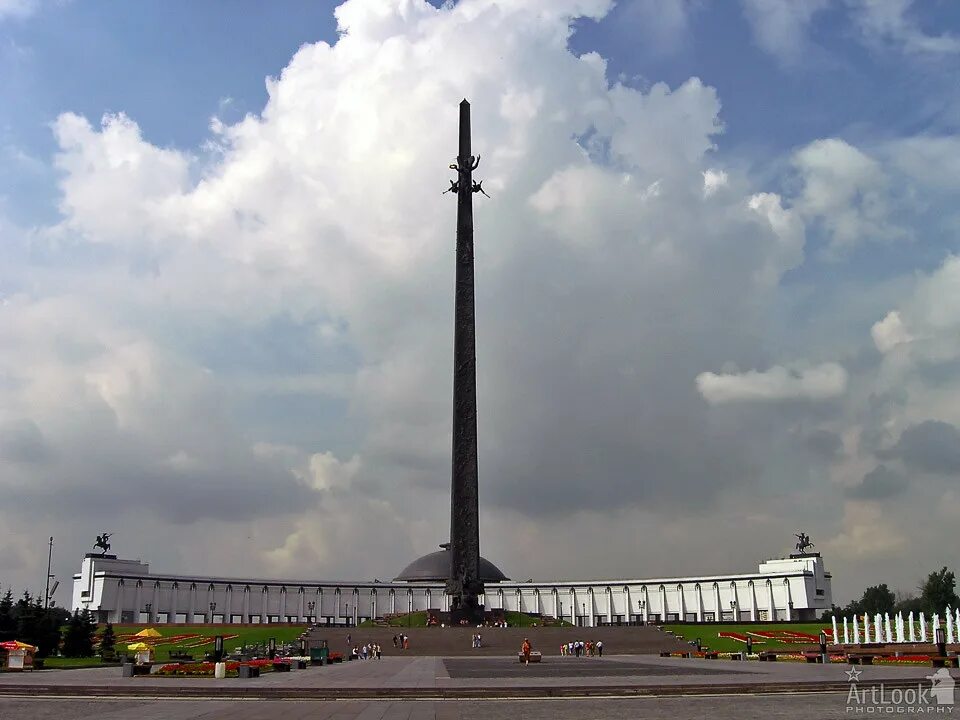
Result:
[394, 549, 508, 582]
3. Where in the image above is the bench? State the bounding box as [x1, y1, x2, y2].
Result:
[758, 652, 778, 662]
[847, 655, 874, 665]
[168, 653, 194, 662]
[518, 652, 542, 663]
[802, 652, 824, 663]
[729, 652, 744, 661]
[930, 657, 960, 669]
[703, 652, 719, 659]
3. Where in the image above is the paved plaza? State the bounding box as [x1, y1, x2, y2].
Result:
[0, 654, 940, 695]
[1, 654, 953, 718]
[0, 694, 892, 720]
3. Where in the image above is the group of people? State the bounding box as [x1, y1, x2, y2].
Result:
[392, 633, 411, 650]
[471, 633, 483, 648]
[350, 643, 382, 660]
[560, 640, 603, 657]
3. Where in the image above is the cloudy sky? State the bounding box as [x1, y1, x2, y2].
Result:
[2, 0, 959, 607]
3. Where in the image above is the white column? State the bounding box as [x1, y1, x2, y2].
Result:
[390, 590, 396, 615]
[749, 582, 757, 621]
[207, 584, 215, 621]
[371, 591, 377, 621]
[714, 584, 722, 622]
[695, 585, 703, 622]
[766, 581, 775, 621]
[607, 588, 613, 624]
[677, 585, 686, 621]
[134, 581, 143, 621]
[242, 587, 250, 623]
[642, 586, 649, 623]
[335, 590, 341, 624]
[298, 588, 305, 621]
[225, 586, 232, 622]
[171, 582, 179, 623]
[279, 588, 287, 621]
[261, 587, 268, 624]
[660, 586, 667, 622]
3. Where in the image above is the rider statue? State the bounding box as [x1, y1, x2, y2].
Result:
[94, 532, 112, 556]
[794, 532, 814, 554]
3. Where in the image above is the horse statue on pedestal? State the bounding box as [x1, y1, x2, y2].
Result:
[94, 532, 112, 556]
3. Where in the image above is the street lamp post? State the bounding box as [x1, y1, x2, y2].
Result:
[44, 537, 54, 610]
[346, 604, 350, 627]
[582, 602, 586, 628]
[638, 599, 645, 625]
[307, 601, 315, 623]
[209, 602, 216, 623]
[145, 603, 152, 623]
[730, 600, 738, 623]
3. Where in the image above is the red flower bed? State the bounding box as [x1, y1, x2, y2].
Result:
[156, 658, 278, 677]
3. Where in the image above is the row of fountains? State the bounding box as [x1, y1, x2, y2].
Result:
[831, 608, 960, 645]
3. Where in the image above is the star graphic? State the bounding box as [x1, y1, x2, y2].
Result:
[846, 667, 862, 682]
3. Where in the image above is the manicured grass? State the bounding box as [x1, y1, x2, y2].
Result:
[666, 623, 832, 653]
[98, 624, 307, 660]
[503, 611, 572, 628]
[41, 657, 120, 669]
[359, 611, 429, 628]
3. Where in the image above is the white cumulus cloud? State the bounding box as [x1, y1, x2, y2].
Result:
[696, 362, 848, 404]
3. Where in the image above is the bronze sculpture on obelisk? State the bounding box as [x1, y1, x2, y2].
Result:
[445, 99, 488, 623]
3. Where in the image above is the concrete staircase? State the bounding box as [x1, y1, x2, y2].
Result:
[304, 624, 691, 657]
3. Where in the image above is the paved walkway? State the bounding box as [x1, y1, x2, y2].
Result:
[0, 693, 931, 720]
[0, 654, 938, 691]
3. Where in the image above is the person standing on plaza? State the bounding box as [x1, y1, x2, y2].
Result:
[596, 640, 603, 657]
[521, 637, 532, 665]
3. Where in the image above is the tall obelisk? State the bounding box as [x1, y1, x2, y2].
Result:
[447, 99, 483, 622]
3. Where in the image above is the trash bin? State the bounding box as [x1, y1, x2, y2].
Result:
[121, 662, 135, 678]
[214, 662, 226, 679]
[238, 664, 260, 679]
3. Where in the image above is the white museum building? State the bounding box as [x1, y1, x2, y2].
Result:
[72, 551, 832, 626]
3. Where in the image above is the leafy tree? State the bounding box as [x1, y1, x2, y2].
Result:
[859, 584, 896, 616]
[99, 622, 116, 660]
[894, 592, 923, 615]
[920, 567, 959, 614]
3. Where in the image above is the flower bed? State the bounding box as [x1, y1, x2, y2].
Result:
[156, 658, 278, 677]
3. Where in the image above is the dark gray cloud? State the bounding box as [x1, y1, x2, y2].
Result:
[846, 464, 907, 500]
[0, 419, 53, 464]
[805, 429, 843, 460]
[883, 420, 960, 475]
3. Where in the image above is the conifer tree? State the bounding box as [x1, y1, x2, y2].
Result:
[100, 622, 116, 660]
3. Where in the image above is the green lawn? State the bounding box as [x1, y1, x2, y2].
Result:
[42, 657, 120, 669]
[359, 611, 429, 628]
[666, 623, 832, 653]
[99, 624, 307, 661]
